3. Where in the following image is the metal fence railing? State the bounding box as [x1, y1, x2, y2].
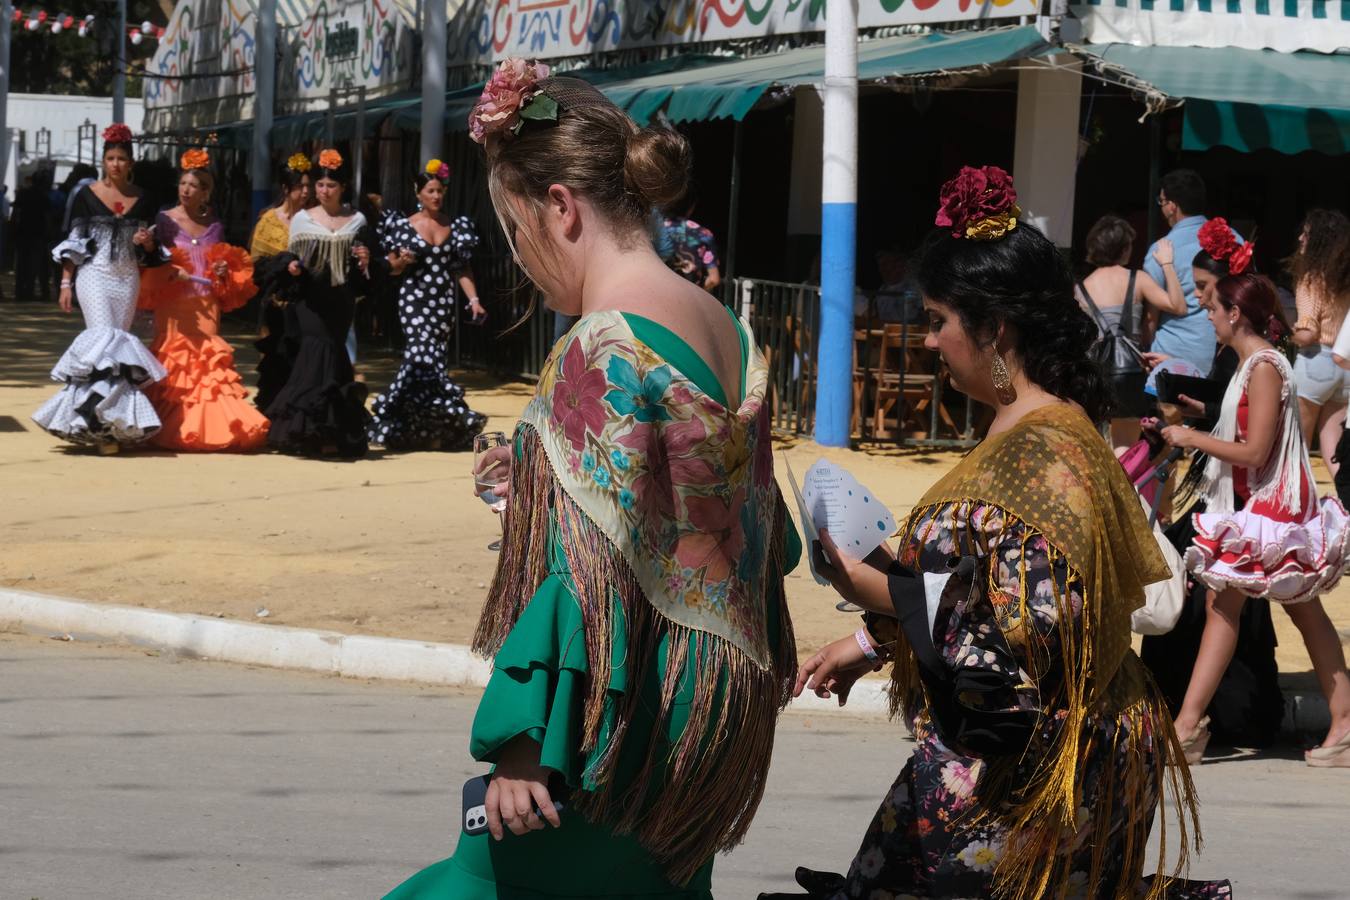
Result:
[450, 255, 553, 380]
[733, 277, 979, 448]
[733, 277, 820, 436]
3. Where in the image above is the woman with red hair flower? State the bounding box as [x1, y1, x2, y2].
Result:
[767, 167, 1231, 900]
[33, 123, 165, 453]
[1155, 270, 1350, 769]
[137, 148, 269, 452]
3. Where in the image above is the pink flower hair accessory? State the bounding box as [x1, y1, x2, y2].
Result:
[935, 165, 1020, 241]
[469, 58, 553, 145]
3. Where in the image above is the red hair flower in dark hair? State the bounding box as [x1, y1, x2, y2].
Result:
[1197, 217, 1239, 262]
[1229, 241, 1255, 275]
[102, 123, 133, 144]
[935, 165, 1020, 241]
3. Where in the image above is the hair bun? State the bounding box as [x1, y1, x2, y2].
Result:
[623, 127, 690, 212]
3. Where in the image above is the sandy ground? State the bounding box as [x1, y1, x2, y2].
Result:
[2, 297, 1346, 679]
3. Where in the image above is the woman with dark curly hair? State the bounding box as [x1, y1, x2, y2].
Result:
[1288, 209, 1350, 476]
[762, 168, 1230, 900]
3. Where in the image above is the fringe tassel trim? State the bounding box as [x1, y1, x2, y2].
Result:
[288, 234, 352, 286]
[473, 424, 798, 886]
[889, 501, 1203, 900]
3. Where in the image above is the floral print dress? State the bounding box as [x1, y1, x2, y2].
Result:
[656, 217, 720, 285]
[786, 501, 1232, 900]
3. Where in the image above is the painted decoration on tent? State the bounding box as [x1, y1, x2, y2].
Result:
[145, 0, 256, 111]
[454, 0, 1037, 62]
[1071, 0, 1350, 55]
[284, 0, 415, 99]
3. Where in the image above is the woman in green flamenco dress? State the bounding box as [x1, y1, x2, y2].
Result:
[384, 63, 800, 899]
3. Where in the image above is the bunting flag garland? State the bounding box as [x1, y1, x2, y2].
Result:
[10, 8, 163, 40]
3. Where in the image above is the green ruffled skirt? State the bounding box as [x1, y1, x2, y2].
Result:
[384, 567, 715, 899]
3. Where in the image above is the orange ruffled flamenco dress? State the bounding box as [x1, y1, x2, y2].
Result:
[138, 215, 270, 451]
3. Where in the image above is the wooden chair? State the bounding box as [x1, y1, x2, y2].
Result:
[869, 324, 959, 440]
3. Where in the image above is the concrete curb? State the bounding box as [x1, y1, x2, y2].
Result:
[0, 586, 887, 715]
[0, 587, 1329, 729]
[0, 587, 492, 687]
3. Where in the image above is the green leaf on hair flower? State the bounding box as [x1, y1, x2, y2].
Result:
[518, 93, 560, 124]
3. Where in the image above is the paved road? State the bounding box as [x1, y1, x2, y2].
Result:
[1, 632, 1343, 900]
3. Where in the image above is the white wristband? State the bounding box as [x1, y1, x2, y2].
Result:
[854, 627, 880, 663]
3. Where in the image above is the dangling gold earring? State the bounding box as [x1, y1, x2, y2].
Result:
[991, 352, 1017, 405]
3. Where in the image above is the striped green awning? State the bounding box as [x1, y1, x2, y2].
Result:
[606, 25, 1052, 124]
[401, 25, 1050, 132]
[1078, 43, 1350, 155]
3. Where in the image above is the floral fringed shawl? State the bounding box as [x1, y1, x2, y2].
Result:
[474, 310, 796, 885]
[893, 403, 1202, 900]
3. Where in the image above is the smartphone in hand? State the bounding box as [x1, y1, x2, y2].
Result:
[462, 774, 568, 837]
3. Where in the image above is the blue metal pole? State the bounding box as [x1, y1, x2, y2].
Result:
[814, 0, 858, 447]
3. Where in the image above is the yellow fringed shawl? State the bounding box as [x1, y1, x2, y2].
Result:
[892, 403, 1202, 900]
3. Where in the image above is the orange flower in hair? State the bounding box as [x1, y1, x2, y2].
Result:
[318, 149, 344, 170]
[180, 148, 210, 171]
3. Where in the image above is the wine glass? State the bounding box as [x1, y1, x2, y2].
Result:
[474, 432, 510, 551]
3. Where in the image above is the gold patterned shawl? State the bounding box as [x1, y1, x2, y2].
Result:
[474, 310, 796, 885]
[893, 403, 1199, 900]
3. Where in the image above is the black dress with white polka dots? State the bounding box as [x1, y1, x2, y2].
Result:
[369, 214, 487, 451]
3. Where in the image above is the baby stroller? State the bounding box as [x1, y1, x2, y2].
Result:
[1119, 431, 1184, 528]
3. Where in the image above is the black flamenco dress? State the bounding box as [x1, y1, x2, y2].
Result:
[368, 214, 487, 451]
[258, 208, 379, 458]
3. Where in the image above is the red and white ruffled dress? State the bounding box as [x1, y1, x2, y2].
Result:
[1186, 348, 1350, 604]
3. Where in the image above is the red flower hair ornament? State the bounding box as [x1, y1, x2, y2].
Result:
[1198, 217, 1237, 260]
[935, 165, 1021, 241]
[102, 123, 133, 144]
[1198, 217, 1254, 274]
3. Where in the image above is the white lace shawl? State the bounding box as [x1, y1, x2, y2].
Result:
[287, 209, 365, 287]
